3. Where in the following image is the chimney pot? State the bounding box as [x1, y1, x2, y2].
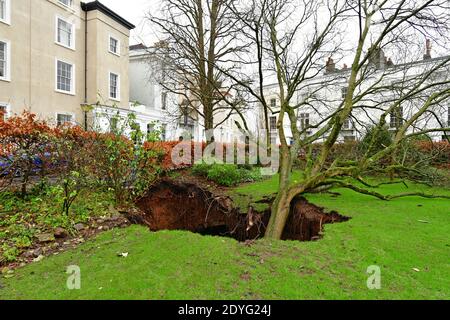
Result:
[325, 57, 336, 73]
[423, 39, 432, 60]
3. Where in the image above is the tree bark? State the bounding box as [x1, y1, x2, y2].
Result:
[265, 143, 292, 239]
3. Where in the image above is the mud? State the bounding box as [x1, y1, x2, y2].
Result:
[133, 180, 349, 242]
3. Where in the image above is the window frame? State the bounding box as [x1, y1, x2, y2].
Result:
[0, 102, 10, 120]
[269, 116, 277, 132]
[58, 0, 73, 8]
[299, 113, 310, 130]
[0, 39, 11, 82]
[447, 105, 450, 128]
[55, 15, 75, 50]
[55, 112, 75, 127]
[109, 72, 121, 101]
[390, 106, 404, 129]
[55, 58, 76, 95]
[108, 35, 120, 56]
[343, 117, 353, 130]
[270, 98, 277, 109]
[0, 0, 11, 25]
[161, 91, 168, 110]
[147, 123, 155, 134]
[161, 124, 167, 141]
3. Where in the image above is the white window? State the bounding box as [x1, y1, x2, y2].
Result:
[161, 91, 167, 110]
[56, 16, 75, 49]
[0, 103, 8, 121]
[56, 59, 75, 94]
[58, 0, 72, 8]
[300, 113, 310, 130]
[341, 87, 348, 99]
[56, 113, 73, 126]
[0, 40, 10, 81]
[109, 36, 120, 55]
[269, 116, 277, 131]
[161, 124, 167, 141]
[447, 106, 450, 127]
[390, 106, 403, 129]
[343, 117, 353, 130]
[0, 0, 10, 25]
[110, 117, 119, 133]
[270, 98, 277, 108]
[109, 72, 120, 100]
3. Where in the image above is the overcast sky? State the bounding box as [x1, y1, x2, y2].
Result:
[91, 0, 446, 62]
[90, 0, 159, 45]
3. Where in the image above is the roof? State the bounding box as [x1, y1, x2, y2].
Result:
[129, 43, 148, 51]
[81, 1, 136, 30]
[261, 54, 450, 90]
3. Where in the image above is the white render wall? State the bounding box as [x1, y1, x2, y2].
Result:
[258, 56, 450, 144]
[129, 46, 245, 143]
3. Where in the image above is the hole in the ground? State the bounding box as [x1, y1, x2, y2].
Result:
[130, 179, 350, 242]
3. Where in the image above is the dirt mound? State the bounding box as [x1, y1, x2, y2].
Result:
[133, 180, 349, 242]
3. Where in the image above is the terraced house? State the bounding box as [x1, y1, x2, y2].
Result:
[260, 45, 450, 144]
[0, 0, 135, 127]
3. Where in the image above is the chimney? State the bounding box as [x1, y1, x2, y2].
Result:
[343, 63, 348, 70]
[423, 39, 432, 60]
[325, 57, 336, 73]
[369, 48, 386, 69]
[386, 57, 394, 67]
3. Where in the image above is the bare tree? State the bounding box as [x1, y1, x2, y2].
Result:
[225, 0, 450, 239]
[148, 0, 248, 141]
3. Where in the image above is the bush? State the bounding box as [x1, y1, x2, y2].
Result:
[207, 164, 243, 187]
[0, 112, 165, 205]
[359, 125, 393, 157]
[191, 162, 212, 177]
[238, 167, 262, 183]
[416, 141, 450, 168]
[90, 113, 164, 204]
[192, 163, 263, 186]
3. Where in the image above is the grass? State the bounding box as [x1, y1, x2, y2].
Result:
[229, 171, 303, 211]
[0, 178, 449, 299]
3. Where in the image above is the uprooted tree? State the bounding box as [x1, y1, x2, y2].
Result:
[223, 0, 450, 239]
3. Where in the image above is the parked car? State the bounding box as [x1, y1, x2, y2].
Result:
[0, 152, 53, 177]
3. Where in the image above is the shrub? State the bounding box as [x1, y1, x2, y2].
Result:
[359, 125, 393, 157]
[191, 162, 212, 177]
[238, 167, 262, 183]
[416, 141, 450, 168]
[207, 164, 243, 187]
[0, 112, 165, 205]
[91, 114, 164, 204]
[192, 163, 263, 186]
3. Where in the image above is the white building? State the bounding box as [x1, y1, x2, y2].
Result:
[259, 49, 450, 144]
[128, 43, 244, 143]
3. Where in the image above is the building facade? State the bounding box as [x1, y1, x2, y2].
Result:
[259, 50, 450, 145]
[129, 43, 244, 142]
[0, 0, 135, 126]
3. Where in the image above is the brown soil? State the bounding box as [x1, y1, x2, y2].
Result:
[133, 179, 350, 242]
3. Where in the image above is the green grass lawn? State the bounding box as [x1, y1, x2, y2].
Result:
[1, 179, 449, 300]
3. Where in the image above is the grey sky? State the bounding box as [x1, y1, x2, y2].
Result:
[89, 0, 159, 45]
[91, 0, 446, 62]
